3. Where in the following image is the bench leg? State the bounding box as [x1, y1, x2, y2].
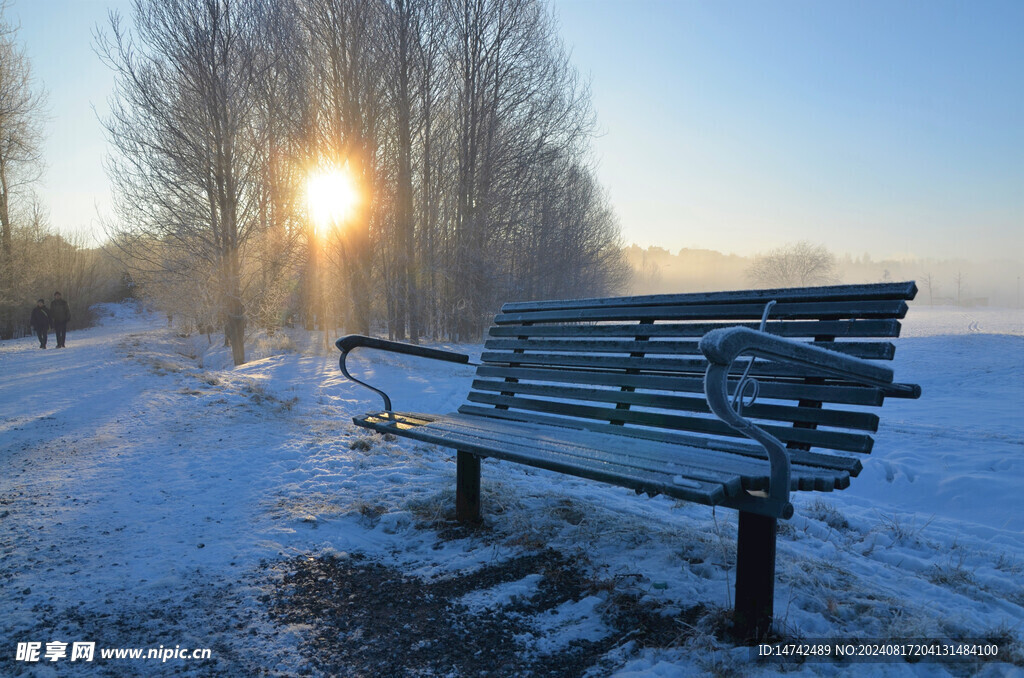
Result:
[456, 451, 481, 523]
[733, 511, 777, 642]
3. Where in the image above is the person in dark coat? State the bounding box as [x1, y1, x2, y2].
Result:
[50, 291, 71, 348]
[29, 299, 50, 349]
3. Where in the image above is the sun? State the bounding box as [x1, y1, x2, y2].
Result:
[306, 166, 359, 234]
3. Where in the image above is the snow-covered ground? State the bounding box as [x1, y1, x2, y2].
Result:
[1, 302, 1022, 676]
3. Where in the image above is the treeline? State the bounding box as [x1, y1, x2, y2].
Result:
[0, 218, 130, 339]
[100, 0, 628, 365]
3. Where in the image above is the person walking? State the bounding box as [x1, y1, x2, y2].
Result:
[50, 291, 71, 348]
[29, 299, 50, 349]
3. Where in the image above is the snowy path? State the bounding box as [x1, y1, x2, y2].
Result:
[1, 304, 1022, 676]
[1, 309, 293, 670]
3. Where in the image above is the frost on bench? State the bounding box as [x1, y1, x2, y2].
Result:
[335, 281, 923, 642]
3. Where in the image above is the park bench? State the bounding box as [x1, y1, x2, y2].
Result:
[335, 281, 922, 640]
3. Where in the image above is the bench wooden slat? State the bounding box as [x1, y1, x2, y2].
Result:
[410, 416, 753, 492]
[453, 405, 864, 476]
[469, 379, 881, 431]
[484, 338, 896, 360]
[475, 365, 886, 406]
[354, 411, 851, 495]
[355, 413, 730, 504]
[462, 393, 875, 453]
[417, 413, 850, 493]
[489, 319, 903, 339]
[495, 300, 909, 325]
[480, 350, 876, 382]
[500, 281, 918, 312]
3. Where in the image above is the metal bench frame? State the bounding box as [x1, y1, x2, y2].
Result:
[335, 282, 922, 641]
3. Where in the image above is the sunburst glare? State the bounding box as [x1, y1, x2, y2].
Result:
[306, 166, 359, 234]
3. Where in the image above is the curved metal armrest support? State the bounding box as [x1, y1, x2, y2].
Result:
[700, 327, 914, 519]
[704, 361, 794, 518]
[336, 335, 471, 412]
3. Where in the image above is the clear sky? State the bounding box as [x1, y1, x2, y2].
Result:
[13, 0, 131, 243]
[11, 0, 1024, 263]
[556, 0, 1023, 261]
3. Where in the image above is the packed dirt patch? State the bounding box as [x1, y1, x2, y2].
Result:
[265, 549, 705, 677]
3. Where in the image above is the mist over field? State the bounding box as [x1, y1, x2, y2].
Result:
[626, 246, 1021, 308]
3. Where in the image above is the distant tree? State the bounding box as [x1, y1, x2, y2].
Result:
[1, 198, 124, 338]
[747, 241, 839, 288]
[920, 272, 936, 306]
[635, 252, 663, 292]
[0, 1, 47, 339]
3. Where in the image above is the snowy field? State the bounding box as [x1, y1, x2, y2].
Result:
[1, 302, 1022, 676]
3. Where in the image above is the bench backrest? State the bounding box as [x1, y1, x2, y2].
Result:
[459, 281, 918, 458]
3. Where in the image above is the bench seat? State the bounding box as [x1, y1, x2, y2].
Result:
[355, 410, 854, 503]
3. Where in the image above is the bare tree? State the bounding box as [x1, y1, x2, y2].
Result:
[2, 199, 123, 338]
[247, 0, 307, 334]
[378, 0, 416, 341]
[91, 0, 626, 349]
[0, 1, 47, 339]
[438, 0, 613, 338]
[920, 272, 936, 306]
[281, 0, 626, 341]
[97, 0, 268, 365]
[301, 0, 386, 336]
[747, 241, 839, 288]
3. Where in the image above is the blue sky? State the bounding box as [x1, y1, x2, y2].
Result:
[557, 0, 1023, 261]
[14, 0, 130, 243]
[13, 0, 1024, 262]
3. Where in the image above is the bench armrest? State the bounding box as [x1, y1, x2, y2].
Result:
[336, 335, 470, 411]
[702, 327, 921, 398]
[699, 327, 921, 519]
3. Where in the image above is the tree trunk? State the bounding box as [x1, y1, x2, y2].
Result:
[223, 247, 246, 366]
[345, 153, 372, 336]
[0, 161, 13, 340]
